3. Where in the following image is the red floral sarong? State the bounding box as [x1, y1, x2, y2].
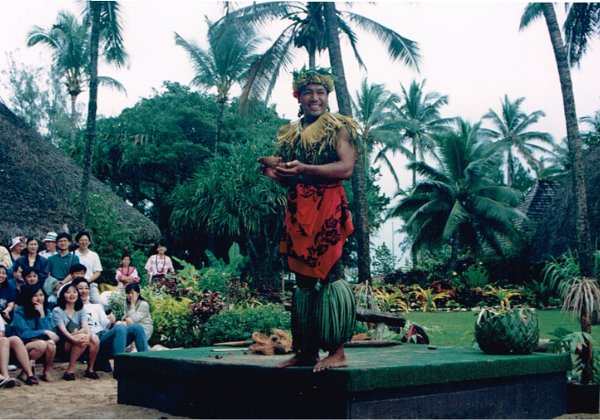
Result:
[280, 182, 354, 280]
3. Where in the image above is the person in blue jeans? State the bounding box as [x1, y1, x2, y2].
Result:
[72, 277, 148, 373]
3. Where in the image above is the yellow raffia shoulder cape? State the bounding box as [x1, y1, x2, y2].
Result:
[277, 112, 361, 154]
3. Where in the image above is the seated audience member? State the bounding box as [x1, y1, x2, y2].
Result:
[51, 282, 99, 380]
[22, 267, 40, 286]
[0, 317, 16, 388]
[8, 284, 57, 383]
[0, 265, 16, 323]
[73, 278, 147, 373]
[14, 237, 48, 288]
[39, 232, 58, 259]
[0, 244, 11, 269]
[8, 265, 24, 296]
[124, 283, 153, 344]
[17, 267, 42, 305]
[45, 232, 79, 300]
[69, 264, 87, 280]
[75, 232, 103, 305]
[144, 241, 174, 282]
[0, 315, 37, 387]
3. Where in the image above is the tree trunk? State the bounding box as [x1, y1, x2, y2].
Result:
[412, 139, 417, 188]
[507, 148, 514, 187]
[542, 3, 595, 384]
[309, 49, 316, 69]
[323, 2, 371, 283]
[80, 3, 101, 228]
[215, 96, 226, 155]
[69, 93, 78, 151]
[542, 4, 593, 277]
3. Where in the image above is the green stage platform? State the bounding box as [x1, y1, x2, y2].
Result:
[115, 345, 570, 418]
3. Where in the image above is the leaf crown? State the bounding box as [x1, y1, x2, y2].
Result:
[292, 67, 335, 97]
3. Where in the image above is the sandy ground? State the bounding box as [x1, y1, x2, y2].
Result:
[0, 362, 186, 419]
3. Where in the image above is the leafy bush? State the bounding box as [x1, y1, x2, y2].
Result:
[145, 289, 199, 347]
[107, 289, 126, 320]
[86, 193, 151, 285]
[201, 304, 290, 345]
[461, 263, 489, 289]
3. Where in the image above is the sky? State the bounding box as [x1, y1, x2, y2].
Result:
[1, 1, 599, 265]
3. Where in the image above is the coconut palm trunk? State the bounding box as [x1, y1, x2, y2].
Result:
[80, 3, 101, 227]
[69, 93, 78, 150]
[323, 2, 371, 283]
[542, 3, 595, 383]
[541, 4, 593, 277]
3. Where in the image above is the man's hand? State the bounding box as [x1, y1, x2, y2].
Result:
[275, 160, 305, 177]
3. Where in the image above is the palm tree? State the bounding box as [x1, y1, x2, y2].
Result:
[351, 79, 404, 188]
[521, 3, 595, 383]
[175, 19, 262, 153]
[216, 2, 420, 110]
[581, 110, 600, 146]
[27, 11, 88, 150]
[80, 1, 127, 226]
[388, 119, 525, 260]
[534, 139, 570, 181]
[563, 3, 600, 67]
[27, 10, 125, 153]
[481, 95, 554, 187]
[386, 80, 453, 188]
[321, 2, 372, 282]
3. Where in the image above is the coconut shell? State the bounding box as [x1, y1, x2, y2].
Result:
[257, 156, 283, 168]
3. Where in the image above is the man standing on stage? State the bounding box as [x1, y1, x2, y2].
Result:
[260, 67, 358, 372]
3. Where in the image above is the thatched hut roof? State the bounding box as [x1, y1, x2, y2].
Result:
[0, 102, 160, 245]
[529, 145, 600, 262]
[516, 179, 561, 237]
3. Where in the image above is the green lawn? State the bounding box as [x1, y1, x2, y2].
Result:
[402, 309, 590, 348]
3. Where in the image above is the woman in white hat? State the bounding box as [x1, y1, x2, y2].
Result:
[7, 237, 25, 283]
[9, 237, 25, 265]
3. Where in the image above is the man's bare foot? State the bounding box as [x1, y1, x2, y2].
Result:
[277, 353, 319, 368]
[313, 346, 348, 373]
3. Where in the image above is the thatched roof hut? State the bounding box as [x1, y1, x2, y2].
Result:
[0, 102, 160, 245]
[529, 145, 600, 262]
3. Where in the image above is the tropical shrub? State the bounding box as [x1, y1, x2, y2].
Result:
[145, 289, 198, 347]
[411, 286, 451, 312]
[106, 289, 126, 320]
[483, 285, 522, 310]
[461, 263, 489, 289]
[549, 328, 600, 384]
[201, 304, 291, 345]
[86, 193, 151, 284]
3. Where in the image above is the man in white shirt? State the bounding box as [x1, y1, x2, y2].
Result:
[74, 232, 103, 305]
[72, 278, 148, 373]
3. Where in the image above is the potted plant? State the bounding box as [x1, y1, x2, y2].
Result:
[475, 306, 539, 354]
[475, 285, 540, 354]
[558, 276, 600, 413]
